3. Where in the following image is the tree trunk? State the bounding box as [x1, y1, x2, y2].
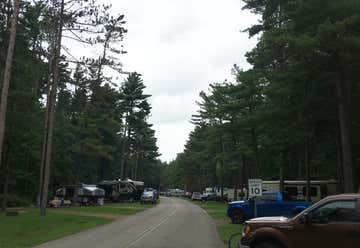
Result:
[305, 138, 311, 202]
[335, 125, 344, 192]
[39, 0, 65, 216]
[211, 157, 217, 187]
[233, 186, 238, 201]
[279, 153, 285, 193]
[119, 138, 126, 179]
[251, 128, 260, 177]
[0, 0, 19, 170]
[1, 142, 10, 212]
[38, 54, 53, 205]
[335, 68, 354, 192]
[240, 155, 246, 199]
[134, 150, 139, 180]
[1, 164, 10, 211]
[297, 158, 301, 179]
[219, 132, 225, 198]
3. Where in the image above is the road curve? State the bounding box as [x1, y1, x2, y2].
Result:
[35, 197, 224, 248]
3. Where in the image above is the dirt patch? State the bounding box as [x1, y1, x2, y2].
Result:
[1, 208, 29, 215]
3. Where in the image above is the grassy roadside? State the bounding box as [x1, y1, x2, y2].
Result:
[0, 202, 156, 248]
[50, 202, 156, 216]
[0, 209, 111, 248]
[192, 200, 243, 244]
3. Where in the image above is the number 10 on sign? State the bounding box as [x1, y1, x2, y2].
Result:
[248, 179, 262, 197]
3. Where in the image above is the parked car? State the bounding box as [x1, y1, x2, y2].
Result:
[202, 192, 227, 202]
[227, 191, 312, 224]
[48, 197, 72, 208]
[191, 192, 203, 201]
[141, 191, 157, 204]
[144, 188, 159, 200]
[185, 191, 192, 198]
[237, 194, 360, 248]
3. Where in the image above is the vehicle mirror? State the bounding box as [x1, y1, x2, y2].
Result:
[302, 212, 312, 226]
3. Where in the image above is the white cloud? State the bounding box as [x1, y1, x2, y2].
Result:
[87, 0, 259, 161]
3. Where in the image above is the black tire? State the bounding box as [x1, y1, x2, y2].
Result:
[231, 210, 245, 224]
[254, 242, 281, 248]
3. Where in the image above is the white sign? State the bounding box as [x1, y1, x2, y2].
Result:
[248, 179, 262, 197]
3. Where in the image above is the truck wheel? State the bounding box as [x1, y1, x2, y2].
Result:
[231, 210, 244, 224]
[255, 242, 281, 248]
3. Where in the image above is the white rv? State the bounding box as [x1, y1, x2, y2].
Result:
[262, 180, 340, 202]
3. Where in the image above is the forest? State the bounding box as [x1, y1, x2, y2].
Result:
[0, 0, 162, 211]
[1, 0, 360, 213]
[163, 0, 360, 194]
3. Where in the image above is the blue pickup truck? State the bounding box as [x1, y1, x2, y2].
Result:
[227, 192, 312, 224]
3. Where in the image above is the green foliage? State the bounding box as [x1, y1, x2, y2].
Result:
[166, 0, 360, 192]
[0, 1, 160, 207]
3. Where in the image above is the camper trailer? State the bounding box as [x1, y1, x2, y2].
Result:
[97, 178, 145, 202]
[203, 187, 247, 201]
[168, 189, 185, 197]
[262, 180, 340, 202]
[54, 184, 105, 206]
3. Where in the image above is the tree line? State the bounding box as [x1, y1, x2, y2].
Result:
[163, 0, 360, 196]
[0, 0, 161, 213]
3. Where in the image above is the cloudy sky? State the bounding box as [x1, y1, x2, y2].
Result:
[101, 0, 259, 162]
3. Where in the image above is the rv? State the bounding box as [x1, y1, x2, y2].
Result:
[168, 189, 185, 197]
[262, 180, 340, 202]
[204, 187, 247, 201]
[97, 178, 145, 202]
[55, 184, 105, 206]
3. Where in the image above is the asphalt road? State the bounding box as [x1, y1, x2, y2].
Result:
[35, 197, 224, 248]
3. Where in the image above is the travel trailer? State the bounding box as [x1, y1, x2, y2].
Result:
[203, 187, 247, 201]
[204, 180, 339, 202]
[262, 180, 340, 202]
[55, 184, 105, 206]
[97, 178, 145, 202]
[168, 188, 185, 197]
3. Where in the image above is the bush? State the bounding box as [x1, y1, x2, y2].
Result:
[0, 194, 32, 207]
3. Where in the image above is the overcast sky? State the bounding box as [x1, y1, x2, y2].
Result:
[100, 0, 259, 162]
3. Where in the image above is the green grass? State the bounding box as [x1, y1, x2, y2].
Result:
[0, 209, 111, 248]
[54, 201, 156, 215]
[0, 202, 157, 248]
[193, 201, 243, 244]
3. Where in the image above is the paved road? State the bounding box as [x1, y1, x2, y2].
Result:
[35, 197, 224, 248]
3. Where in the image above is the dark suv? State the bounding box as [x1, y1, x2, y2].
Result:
[239, 194, 360, 248]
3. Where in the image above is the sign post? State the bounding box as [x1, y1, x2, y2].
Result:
[248, 179, 262, 218]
